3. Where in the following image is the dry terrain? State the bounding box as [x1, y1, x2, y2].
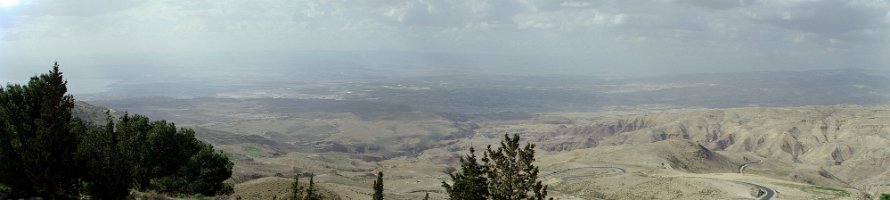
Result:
[76, 101, 890, 199]
[75, 101, 890, 199]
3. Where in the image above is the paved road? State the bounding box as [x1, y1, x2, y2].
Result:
[686, 178, 776, 200]
[743, 181, 776, 200]
[736, 181, 776, 200]
[735, 159, 774, 199]
[543, 165, 775, 200]
[738, 158, 763, 174]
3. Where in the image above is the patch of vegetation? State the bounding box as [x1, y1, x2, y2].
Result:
[240, 143, 270, 157]
[0, 183, 10, 193]
[747, 168, 791, 177]
[698, 188, 721, 196]
[880, 193, 890, 200]
[311, 153, 358, 166]
[776, 183, 849, 197]
[804, 185, 849, 197]
[130, 190, 173, 200]
[222, 151, 251, 161]
[190, 193, 212, 200]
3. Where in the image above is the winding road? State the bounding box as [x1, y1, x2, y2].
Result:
[741, 181, 775, 200]
[738, 158, 763, 174]
[736, 158, 775, 199]
[542, 164, 776, 200]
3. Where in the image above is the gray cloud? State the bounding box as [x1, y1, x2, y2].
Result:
[18, 0, 145, 16]
[747, 0, 890, 35]
[674, 0, 753, 9]
[1, 0, 888, 77]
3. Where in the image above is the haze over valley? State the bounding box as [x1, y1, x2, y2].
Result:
[4, 0, 890, 199]
[61, 66, 890, 200]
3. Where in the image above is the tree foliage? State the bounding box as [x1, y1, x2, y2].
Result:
[0, 62, 81, 199]
[442, 147, 488, 200]
[81, 112, 233, 197]
[304, 174, 320, 200]
[0, 63, 234, 198]
[484, 134, 548, 200]
[290, 175, 304, 200]
[288, 173, 321, 200]
[442, 134, 551, 200]
[373, 172, 384, 200]
[77, 113, 135, 200]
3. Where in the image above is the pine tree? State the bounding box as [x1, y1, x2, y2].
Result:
[120, 115, 153, 191]
[1, 63, 234, 198]
[141, 121, 208, 192]
[442, 134, 550, 200]
[291, 175, 304, 200]
[78, 112, 135, 200]
[303, 174, 319, 200]
[442, 147, 488, 200]
[484, 134, 549, 200]
[0, 62, 81, 199]
[373, 172, 384, 200]
[149, 126, 233, 196]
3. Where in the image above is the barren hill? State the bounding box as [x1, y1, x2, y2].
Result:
[74, 99, 890, 199]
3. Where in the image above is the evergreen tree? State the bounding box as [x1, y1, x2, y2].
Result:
[78, 112, 135, 200]
[304, 174, 319, 200]
[156, 142, 233, 196]
[0, 63, 235, 198]
[141, 122, 204, 191]
[484, 134, 549, 200]
[442, 147, 488, 200]
[0, 62, 81, 199]
[77, 112, 234, 196]
[118, 115, 154, 191]
[373, 172, 384, 200]
[0, 101, 29, 198]
[290, 175, 304, 200]
[442, 134, 550, 200]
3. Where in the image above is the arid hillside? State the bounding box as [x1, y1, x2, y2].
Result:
[471, 105, 890, 198]
[75, 100, 890, 199]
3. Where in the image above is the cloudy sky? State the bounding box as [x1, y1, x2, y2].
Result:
[1, 0, 890, 86]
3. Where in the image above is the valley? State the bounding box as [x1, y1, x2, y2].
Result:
[74, 69, 890, 199]
[7, 1, 890, 199]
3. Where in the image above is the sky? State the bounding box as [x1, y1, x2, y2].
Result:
[1, 0, 890, 90]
